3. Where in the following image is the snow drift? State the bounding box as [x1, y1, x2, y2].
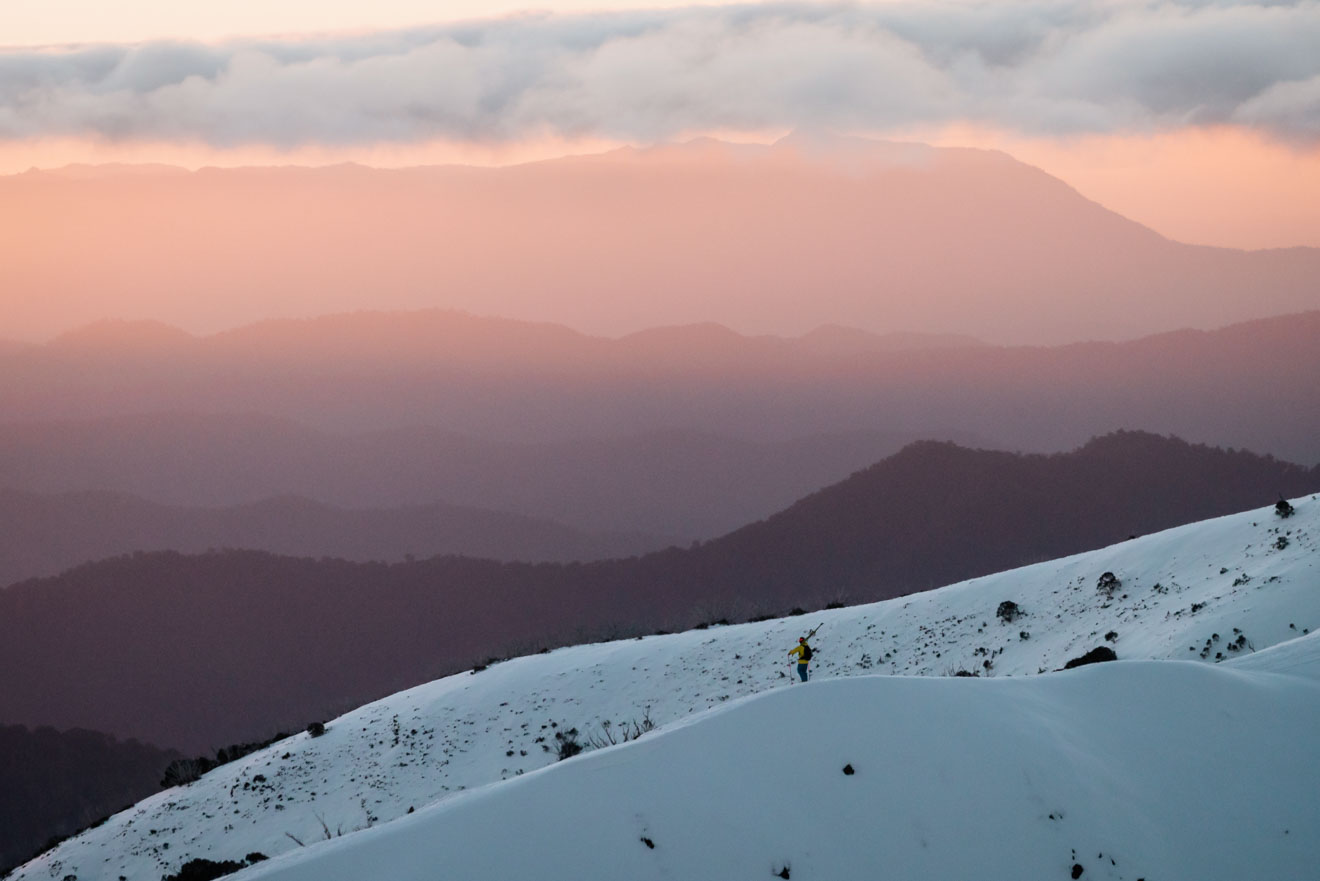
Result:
[240, 662, 1320, 881]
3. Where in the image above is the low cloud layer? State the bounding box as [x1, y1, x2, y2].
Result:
[2, 0, 1318, 146]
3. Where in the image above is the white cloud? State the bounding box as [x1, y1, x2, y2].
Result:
[0, 0, 1317, 145]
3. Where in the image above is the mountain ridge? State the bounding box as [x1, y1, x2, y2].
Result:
[5, 136, 1318, 344]
[0, 417, 956, 537]
[2, 309, 1319, 461]
[1, 431, 1315, 753]
[0, 488, 670, 588]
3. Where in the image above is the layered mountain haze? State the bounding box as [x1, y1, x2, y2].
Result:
[0, 415, 951, 539]
[0, 489, 665, 588]
[5, 135, 1319, 345]
[1, 432, 1314, 753]
[7, 3, 1319, 877]
[3, 308, 1319, 461]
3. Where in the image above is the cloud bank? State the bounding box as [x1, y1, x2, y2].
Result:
[1, 0, 1318, 146]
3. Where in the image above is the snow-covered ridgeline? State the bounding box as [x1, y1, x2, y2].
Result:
[11, 496, 1318, 881]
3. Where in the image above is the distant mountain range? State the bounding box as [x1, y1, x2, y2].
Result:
[0, 417, 963, 539]
[2, 308, 1319, 463]
[2, 431, 1314, 753]
[0, 489, 667, 588]
[4, 135, 1319, 344]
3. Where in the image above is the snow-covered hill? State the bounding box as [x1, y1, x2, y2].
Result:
[242, 662, 1320, 881]
[11, 496, 1319, 881]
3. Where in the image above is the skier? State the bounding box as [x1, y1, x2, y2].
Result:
[788, 635, 814, 681]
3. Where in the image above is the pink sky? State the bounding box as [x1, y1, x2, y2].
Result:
[2, 0, 1318, 250]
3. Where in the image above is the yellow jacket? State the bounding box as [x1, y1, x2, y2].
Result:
[788, 643, 811, 664]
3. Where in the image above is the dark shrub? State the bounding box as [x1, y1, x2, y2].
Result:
[1276, 499, 1296, 518]
[470, 657, 503, 673]
[306, 722, 326, 738]
[1096, 572, 1120, 595]
[161, 858, 245, 881]
[162, 731, 299, 788]
[996, 601, 1021, 623]
[160, 758, 208, 788]
[554, 728, 582, 760]
[1063, 647, 1118, 669]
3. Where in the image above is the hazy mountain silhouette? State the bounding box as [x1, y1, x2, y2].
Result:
[699, 431, 1320, 599]
[5, 135, 1319, 344]
[795, 324, 983, 355]
[0, 489, 669, 588]
[0, 724, 179, 876]
[0, 416, 979, 539]
[2, 431, 1314, 752]
[2, 309, 1318, 462]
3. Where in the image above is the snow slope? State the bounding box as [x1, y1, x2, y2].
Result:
[11, 496, 1319, 881]
[242, 664, 1320, 881]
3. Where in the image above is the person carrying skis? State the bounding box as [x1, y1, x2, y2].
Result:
[788, 628, 818, 681]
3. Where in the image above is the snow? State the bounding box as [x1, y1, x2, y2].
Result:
[240, 664, 1320, 881]
[1226, 629, 1320, 678]
[11, 495, 1320, 881]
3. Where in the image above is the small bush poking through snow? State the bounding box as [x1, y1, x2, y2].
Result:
[996, 601, 1022, 623]
[1276, 499, 1296, 518]
[161, 857, 246, 881]
[586, 711, 656, 749]
[162, 732, 300, 788]
[554, 728, 582, 760]
[306, 722, 326, 738]
[1063, 647, 1118, 669]
[1096, 572, 1121, 596]
[160, 758, 207, 789]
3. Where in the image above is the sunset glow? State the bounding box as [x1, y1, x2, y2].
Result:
[4, 0, 1319, 250]
[4, 6, 1320, 879]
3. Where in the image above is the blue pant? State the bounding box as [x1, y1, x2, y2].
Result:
[797, 663, 809, 682]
